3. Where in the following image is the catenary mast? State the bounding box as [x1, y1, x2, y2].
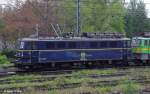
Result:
[76, 0, 80, 37]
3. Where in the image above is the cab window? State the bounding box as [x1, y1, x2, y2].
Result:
[132, 39, 138, 47]
[138, 40, 142, 46]
[144, 40, 148, 46]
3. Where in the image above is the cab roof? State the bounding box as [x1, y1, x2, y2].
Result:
[132, 37, 150, 40]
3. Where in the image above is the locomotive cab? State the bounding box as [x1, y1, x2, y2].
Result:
[132, 37, 150, 64]
[15, 39, 39, 67]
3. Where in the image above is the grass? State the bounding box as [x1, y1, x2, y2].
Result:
[0, 68, 123, 86]
[0, 67, 150, 94]
[0, 76, 129, 89]
[122, 83, 141, 94]
[20, 83, 141, 94]
[0, 71, 132, 89]
[64, 83, 140, 94]
[0, 54, 12, 68]
[72, 69, 117, 76]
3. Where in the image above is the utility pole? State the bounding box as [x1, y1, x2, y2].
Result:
[36, 24, 39, 38]
[45, 0, 49, 33]
[76, 0, 80, 37]
[43, 0, 49, 33]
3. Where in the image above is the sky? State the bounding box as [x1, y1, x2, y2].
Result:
[0, 0, 150, 16]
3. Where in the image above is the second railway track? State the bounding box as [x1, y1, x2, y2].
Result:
[0, 65, 150, 77]
[0, 66, 149, 94]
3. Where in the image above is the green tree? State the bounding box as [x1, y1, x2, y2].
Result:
[144, 18, 150, 31]
[57, 0, 76, 33]
[81, 0, 125, 32]
[125, 0, 147, 37]
[0, 19, 6, 50]
[0, 19, 5, 30]
[59, 0, 125, 33]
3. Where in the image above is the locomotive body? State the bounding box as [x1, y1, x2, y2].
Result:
[132, 37, 150, 63]
[15, 31, 150, 68]
[15, 37, 132, 68]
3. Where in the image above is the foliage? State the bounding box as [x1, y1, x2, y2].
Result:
[122, 82, 141, 94]
[60, 0, 125, 33]
[72, 69, 117, 78]
[125, 0, 147, 37]
[58, 0, 77, 33]
[0, 54, 10, 66]
[1, 49, 16, 59]
[0, 19, 5, 30]
[0, 67, 149, 93]
[0, 0, 61, 50]
[0, 0, 150, 50]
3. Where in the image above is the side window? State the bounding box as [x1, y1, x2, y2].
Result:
[109, 41, 117, 48]
[144, 40, 148, 46]
[90, 42, 98, 49]
[100, 41, 108, 48]
[24, 41, 38, 50]
[80, 42, 88, 49]
[56, 42, 66, 49]
[46, 42, 55, 49]
[127, 41, 131, 47]
[68, 42, 76, 49]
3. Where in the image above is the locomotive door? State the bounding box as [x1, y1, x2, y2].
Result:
[31, 51, 39, 63]
[123, 40, 128, 60]
[31, 42, 39, 63]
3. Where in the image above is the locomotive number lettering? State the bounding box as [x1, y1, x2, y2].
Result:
[80, 52, 86, 60]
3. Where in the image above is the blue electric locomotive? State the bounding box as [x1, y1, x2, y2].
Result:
[15, 36, 132, 68]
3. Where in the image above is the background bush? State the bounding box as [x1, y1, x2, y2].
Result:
[0, 54, 10, 65]
[1, 49, 16, 59]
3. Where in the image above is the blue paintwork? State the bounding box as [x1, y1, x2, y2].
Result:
[18, 49, 132, 63]
[16, 38, 133, 64]
[38, 49, 125, 63]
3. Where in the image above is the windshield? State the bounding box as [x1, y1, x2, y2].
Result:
[131, 39, 138, 47]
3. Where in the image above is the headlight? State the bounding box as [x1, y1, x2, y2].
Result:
[15, 52, 22, 57]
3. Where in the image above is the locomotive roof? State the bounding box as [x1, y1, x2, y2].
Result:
[20, 37, 131, 42]
[133, 37, 150, 40]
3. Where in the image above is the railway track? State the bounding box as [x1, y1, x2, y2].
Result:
[0, 65, 150, 77]
[0, 66, 149, 94]
[0, 66, 77, 77]
[0, 76, 150, 93]
[0, 67, 18, 77]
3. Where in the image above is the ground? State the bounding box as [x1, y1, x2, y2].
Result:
[0, 67, 150, 94]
